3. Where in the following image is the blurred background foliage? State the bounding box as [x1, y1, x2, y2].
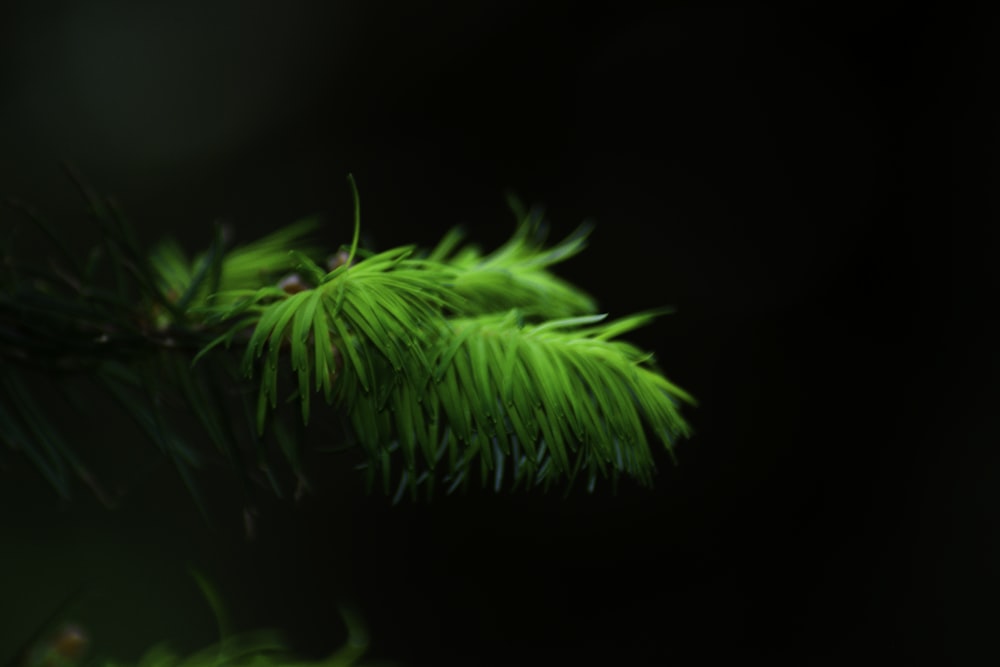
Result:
[0, 1, 971, 664]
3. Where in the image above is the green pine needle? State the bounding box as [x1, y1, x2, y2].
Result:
[2, 172, 695, 508]
[429, 210, 598, 318]
[343, 311, 694, 496]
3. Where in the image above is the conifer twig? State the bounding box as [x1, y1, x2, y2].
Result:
[1, 172, 695, 511]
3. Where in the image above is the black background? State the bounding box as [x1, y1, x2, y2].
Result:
[0, 2, 988, 664]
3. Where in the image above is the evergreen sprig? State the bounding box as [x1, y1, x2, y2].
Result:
[1, 170, 694, 515]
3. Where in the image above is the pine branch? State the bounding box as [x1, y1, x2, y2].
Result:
[1, 171, 695, 513]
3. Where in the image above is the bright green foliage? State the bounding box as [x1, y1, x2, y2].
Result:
[219, 244, 456, 430]
[149, 218, 323, 319]
[425, 201, 597, 318]
[0, 170, 694, 510]
[337, 311, 694, 499]
[185, 182, 694, 498]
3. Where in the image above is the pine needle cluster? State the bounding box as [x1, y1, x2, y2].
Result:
[0, 170, 694, 513]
